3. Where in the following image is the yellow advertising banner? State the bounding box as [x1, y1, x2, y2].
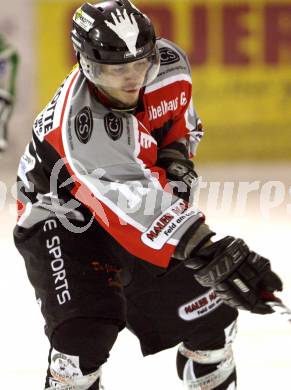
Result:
[36, 0, 291, 161]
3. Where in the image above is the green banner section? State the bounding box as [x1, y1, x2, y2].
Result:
[36, 0, 291, 161]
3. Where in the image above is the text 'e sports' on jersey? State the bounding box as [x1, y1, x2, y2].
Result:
[16, 38, 204, 268]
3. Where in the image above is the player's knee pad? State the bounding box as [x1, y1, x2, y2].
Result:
[46, 317, 121, 389]
[177, 321, 237, 390]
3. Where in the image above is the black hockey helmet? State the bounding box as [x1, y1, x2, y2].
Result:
[72, 0, 157, 63]
[71, 1, 160, 87]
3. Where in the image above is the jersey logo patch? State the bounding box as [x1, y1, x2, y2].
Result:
[105, 9, 139, 57]
[178, 290, 223, 321]
[159, 47, 180, 65]
[75, 106, 93, 144]
[141, 199, 202, 250]
[104, 113, 123, 141]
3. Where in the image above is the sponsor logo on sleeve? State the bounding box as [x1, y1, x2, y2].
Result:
[74, 106, 93, 144]
[159, 47, 180, 65]
[141, 199, 202, 250]
[104, 113, 123, 141]
[148, 92, 187, 120]
[178, 289, 223, 321]
[34, 82, 65, 142]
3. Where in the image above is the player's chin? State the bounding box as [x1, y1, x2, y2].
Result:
[120, 91, 140, 104]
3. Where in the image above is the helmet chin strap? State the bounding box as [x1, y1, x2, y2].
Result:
[98, 86, 137, 113]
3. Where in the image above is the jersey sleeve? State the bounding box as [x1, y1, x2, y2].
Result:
[146, 39, 204, 158]
[160, 93, 204, 158]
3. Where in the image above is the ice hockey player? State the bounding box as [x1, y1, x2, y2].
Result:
[0, 33, 19, 152]
[14, 1, 283, 389]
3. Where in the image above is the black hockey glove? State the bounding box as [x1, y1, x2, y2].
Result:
[157, 142, 198, 201]
[186, 236, 283, 314]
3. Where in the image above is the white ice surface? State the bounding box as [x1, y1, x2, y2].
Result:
[1, 165, 291, 389]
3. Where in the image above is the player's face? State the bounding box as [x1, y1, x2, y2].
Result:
[99, 58, 150, 107]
